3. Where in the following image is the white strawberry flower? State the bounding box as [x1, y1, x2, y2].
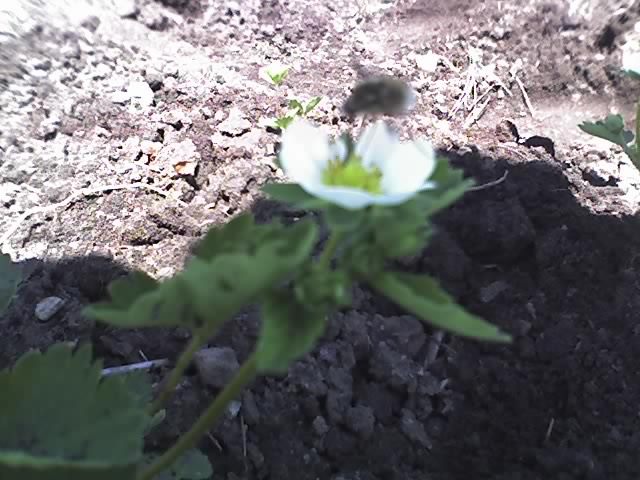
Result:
[278, 118, 437, 210]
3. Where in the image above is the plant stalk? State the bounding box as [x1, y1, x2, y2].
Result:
[149, 333, 203, 415]
[635, 98, 640, 167]
[138, 352, 258, 480]
[318, 232, 340, 269]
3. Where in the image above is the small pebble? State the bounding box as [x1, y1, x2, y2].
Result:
[193, 347, 240, 389]
[34, 296, 65, 322]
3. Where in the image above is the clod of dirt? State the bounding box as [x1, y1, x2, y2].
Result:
[194, 347, 240, 389]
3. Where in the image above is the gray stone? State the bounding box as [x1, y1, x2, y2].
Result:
[344, 405, 375, 439]
[217, 107, 251, 136]
[400, 408, 432, 449]
[155, 139, 200, 177]
[312, 416, 329, 436]
[34, 296, 65, 322]
[479, 280, 510, 303]
[194, 347, 240, 389]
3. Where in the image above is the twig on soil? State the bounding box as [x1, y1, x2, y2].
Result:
[496, 144, 529, 161]
[514, 74, 535, 118]
[467, 170, 509, 192]
[101, 358, 170, 377]
[510, 59, 535, 118]
[0, 182, 183, 252]
[544, 417, 555, 442]
[425, 330, 445, 364]
[241, 415, 248, 458]
[207, 433, 223, 451]
[464, 95, 493, 128]
[449, 46, 512, 126]
[241, 415, 248, 473]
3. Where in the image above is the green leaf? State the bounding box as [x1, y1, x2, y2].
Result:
[578, 114, 634, 148]
[118, 369, 153, 407]
[0, 252, 21, 314]
[146, 409, 166, 436]
[369, 272, 511, 342]
[191, 213, 256, 261]
[85, 272, 198, 329]
[116, 370, 165, 435]
[256, 291, 327, 374]
[287, 99, 304, 113]
[144, 449, 212, 480]
[98, 271, 158, 314]
[0, 343, 148, 480]
[417, 159, 474, 216]
[293, 265, 352, 309]
[183, 219, 318, 323]
[324, 204, 367, 232]
[268, 69, 289, 86]
[275, 115, 296, 130]
[623, 69, 640, 81]
[261, 183, 329, 209]
[304, 96, 322, 114]
[86, 219, 318, 331]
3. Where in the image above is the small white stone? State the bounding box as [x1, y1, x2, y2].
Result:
[113, 0, 138, 18]
[217, 107, 251, 136]
[227, 400, 241, 418]
[414, 52, 440, 72]
[35, 297, 65, 322]
[92, 63, 112, 80]
[155, 139, 200, 177]
[140, 140, 162, 158]
[110, 90, 131, 104]
[126, 81, 154, 107]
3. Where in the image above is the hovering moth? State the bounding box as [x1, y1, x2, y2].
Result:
[342, 74, 416, 118]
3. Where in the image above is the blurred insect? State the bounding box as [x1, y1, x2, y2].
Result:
[342, 74, 417, 119]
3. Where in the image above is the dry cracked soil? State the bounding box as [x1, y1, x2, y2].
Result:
[2, 0, 640, 478]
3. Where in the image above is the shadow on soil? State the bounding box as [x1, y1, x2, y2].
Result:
[2, 146, 640, 478]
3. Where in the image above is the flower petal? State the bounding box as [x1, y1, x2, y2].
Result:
[330, 136, 348, 162]
[355, 120, 396, 168]
[279, 119, 332, 186]
[304, 183, 380, 210]
[623, 49, 640, 77]
[380, 139, 436, 195]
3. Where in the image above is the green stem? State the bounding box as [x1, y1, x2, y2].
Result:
[139, 352, 259, 480]
[317, 232, 340, 269]
[635, 98, 640, 163]
[149, 333, 204, 415]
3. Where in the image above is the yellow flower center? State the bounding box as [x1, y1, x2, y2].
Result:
[321, 153, 383, 194]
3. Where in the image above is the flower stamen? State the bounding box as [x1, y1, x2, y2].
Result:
[321, 153, 383, 194]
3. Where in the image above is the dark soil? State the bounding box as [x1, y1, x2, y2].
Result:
[3, 0, 640, 478]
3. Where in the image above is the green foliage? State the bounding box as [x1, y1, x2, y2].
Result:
[117, 370, 167, 436]
[623, 67, 640, 81]
[266, 69, 289, 86]
[0, 344, 149, 480]
[86, 214, 318, 332]
[289, 97, 322, 115]
[416, 158, 476, 216]
[0, 112, 511, 480]
[143, 450, 212, 480]
[256, 290, 327, 374]
[272, 97, 323, 131]
[579, 114, 640, 168]
[369, 272, 511, 342]
[261, 183, 329, 209]
[0, 252, 21, 314]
